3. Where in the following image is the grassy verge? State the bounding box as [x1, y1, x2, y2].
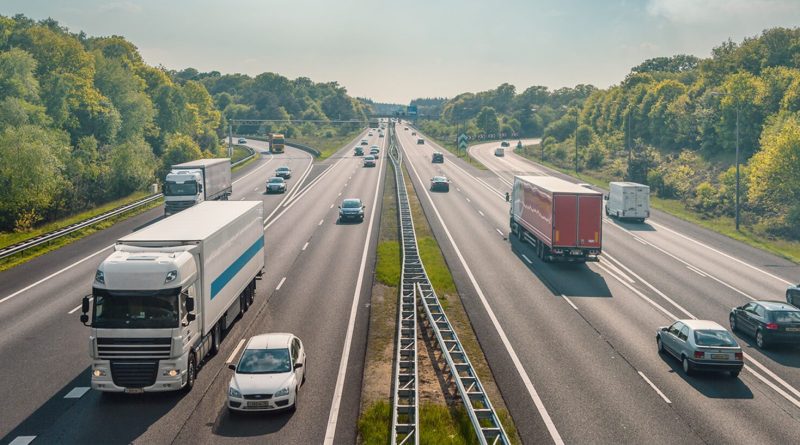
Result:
[292, 129, 363, 160]
[0, 197, 162, 272]
[515, 145, 800, 263]
[0, 191, 152, 250]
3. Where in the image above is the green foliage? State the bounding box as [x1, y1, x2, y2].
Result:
[748, 112, 800, 219]
[476, 106, 499, 135]
[161, 133, 203, 176]
[375, 241, 400, 286]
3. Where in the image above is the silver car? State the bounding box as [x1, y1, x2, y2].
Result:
[656, 319, 743, 377]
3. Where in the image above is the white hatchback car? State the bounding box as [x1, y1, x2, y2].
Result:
[227, 333, 306, 413]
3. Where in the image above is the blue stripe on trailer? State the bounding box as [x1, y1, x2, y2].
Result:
[211, 237, 264, 300]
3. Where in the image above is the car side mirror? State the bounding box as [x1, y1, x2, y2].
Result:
[228, 364, 236, 371]
[660, 327, 668, 332]
[294, 362, 303, 369]
[186, 297, 195, 313]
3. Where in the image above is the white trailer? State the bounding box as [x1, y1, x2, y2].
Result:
[164, 158, 232, 215]
[80, 201, 265, 393]
[605, 181, 650, 222]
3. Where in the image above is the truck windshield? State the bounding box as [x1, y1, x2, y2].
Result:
[92, 288, 180, 329]
[164, 181, 197, 196]
[272, 138, 285, 144]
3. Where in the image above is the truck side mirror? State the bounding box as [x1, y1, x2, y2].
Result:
[80, 314, 89, 324]
[186, 297, 195, 313]
[198, 184, 203, 193]
[187, 313, 196, 322]
[604, 195, 609, 200]
[81, 295, 91, 314]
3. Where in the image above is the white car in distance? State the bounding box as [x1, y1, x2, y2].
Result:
[227, 333, 306, 413]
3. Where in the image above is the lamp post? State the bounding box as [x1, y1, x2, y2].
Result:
[711, 91, 741, 231]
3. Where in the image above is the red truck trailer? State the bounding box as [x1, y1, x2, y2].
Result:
[510, 176, 603, 262]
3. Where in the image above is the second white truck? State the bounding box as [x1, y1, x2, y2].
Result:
[605, 181, 650, 222]
[164, 158, 232, 216]
[80, 201, 265, 393]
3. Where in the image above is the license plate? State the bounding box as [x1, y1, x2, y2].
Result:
[787, 327, 800, 332]
[571, 250, 582, 255]
[124, 388, 144, 394]
[249, 401, 271, 408]
[711, 354, 728, 360]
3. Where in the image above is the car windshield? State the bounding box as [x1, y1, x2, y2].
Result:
[342, 200, 361, 208]
[772, 311, 800, 323]
[164, 181, 197, 196]
[433, 176, 446, 182]
[694, 330, 738, 347]
[237, 348, 291, 374]
[269, 177, 284, 183]
[277, 167, 289, 172]
[92, 288, 180, 329]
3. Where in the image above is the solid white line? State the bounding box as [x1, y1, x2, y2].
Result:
[232, 153, 274, 185]
[744, 365, 800, 409]
[318, 219, 324, 226]
[522, 254, 533, 264]
[400, 138, 564, 445]
[302, 242, 309, 251]
[1, 245, 113, 305]
[637, 372, 671, 404]
[276, 277, 286, 291]
[324, 132, 386, 445]
[68, 297, 92, 315]
[496, 228, 505, 237]
[686, 265, 707, 278]
[596, 263, 680, 320]
[633, 236, 648, 245]
[478, 210, 485, 217]
[280, 155, 315, 206]
[562, 295, 579, 311]
[597, 258, 635, 284]
[64, 386, 90, 399]
[9, 437, 36, 445]
[226, 339, 246, 364]
[745, 353, 800, 400]
[648, 220, 793, 285]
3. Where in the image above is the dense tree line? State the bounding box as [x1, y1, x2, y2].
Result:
[0, 15, 364, 232]
[420, 27, 800, 241]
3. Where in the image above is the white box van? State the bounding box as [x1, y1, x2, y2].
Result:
[494, 148, 505, 156]
[605, 182, 650, 222]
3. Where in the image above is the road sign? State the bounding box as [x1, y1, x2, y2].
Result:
[458, 133, 468, 151]
[407, 105, 418, 116]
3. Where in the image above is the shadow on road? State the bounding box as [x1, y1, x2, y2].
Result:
[213, 407, 293, 438]
[509, 236, 612, 298]
[657, 351, 754, 399]
[608, 217, 656, 232]
[732, 332, 800, 369]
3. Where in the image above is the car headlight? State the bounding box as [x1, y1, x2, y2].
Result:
[274, 387, 289, 397]
[228, 387, 242, 398]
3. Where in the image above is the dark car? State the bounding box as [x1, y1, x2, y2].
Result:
[354, 147, 364, 156]
[417, 138, 425, 145]
[430, 176, 450, 192]
[237, 138, 247, 144]
[265, 177, 286, 194]
[432, 152, 444, 163]
[339, 198, 365, 222]
[730, 301, 800, 348]
[275, 166, 292, 179]
[787, 284, 800, 306]
[500, 140, 510, 147]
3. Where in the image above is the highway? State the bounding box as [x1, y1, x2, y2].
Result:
[397, 126, 800, 443]
[0, 131, 385, 444]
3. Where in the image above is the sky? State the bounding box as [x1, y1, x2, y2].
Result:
[3, 0, 800, 104]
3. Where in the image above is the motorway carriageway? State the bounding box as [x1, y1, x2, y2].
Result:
[0, 130, 386, 444]
[396, 125, 800, 444]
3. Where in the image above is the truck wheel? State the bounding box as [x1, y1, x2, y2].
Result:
[248, 282, 255, 306]
[184, 353, 196, 392]
[239, 295, 246, 318]
[211, 323, 221, 355]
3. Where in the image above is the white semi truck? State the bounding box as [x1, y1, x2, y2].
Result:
[80, 201, 265, 393]
[604, 181, 650, 222]
[164, 158, 232, 216]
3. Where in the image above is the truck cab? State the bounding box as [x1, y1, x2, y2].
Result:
[164, 169, 204, 215]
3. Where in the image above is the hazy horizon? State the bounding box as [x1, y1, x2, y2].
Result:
[3, 0, 800, 103]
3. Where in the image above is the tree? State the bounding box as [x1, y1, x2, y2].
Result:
[748, 112, 800, 214]
[108, 137, 156, 196]
[0, 48, 40, 101]
[161, 133, 203, 177]
[476, 106, 499, 135]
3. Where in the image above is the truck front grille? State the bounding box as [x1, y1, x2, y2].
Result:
[97, 337, 171, 359]
[110, 361, 158, 388]
[165, 201, 194, 212]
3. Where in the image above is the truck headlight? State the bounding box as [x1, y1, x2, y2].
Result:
[93, 369, 106, 377]
[229, 387, 242, 398]
[163, 369, 180, 377]
[274, 387, 289, 397]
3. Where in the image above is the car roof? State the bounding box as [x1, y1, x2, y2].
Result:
[432, 176, 447, 181]
[755, 300, 800, 311]
[679, 319, 726, 331]
[276, 166, 290, 170]
[245, 333, 293, 350]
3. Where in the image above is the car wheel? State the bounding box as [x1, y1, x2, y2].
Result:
[756, 329, 767, 349]
[657, 336, 664, 353]
[730, 315, 737, 332]
[184, 353, 196, 392]
[291, 388, 298, 413]
[682, 356, 693, 376]
[730, 369, 741, 378]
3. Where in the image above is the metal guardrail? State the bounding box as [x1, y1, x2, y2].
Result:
[389, 125, 509, 445]
[0, 150, 258, 262]
[0, 194, 163, 260]
[390, 126, 419, 445]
